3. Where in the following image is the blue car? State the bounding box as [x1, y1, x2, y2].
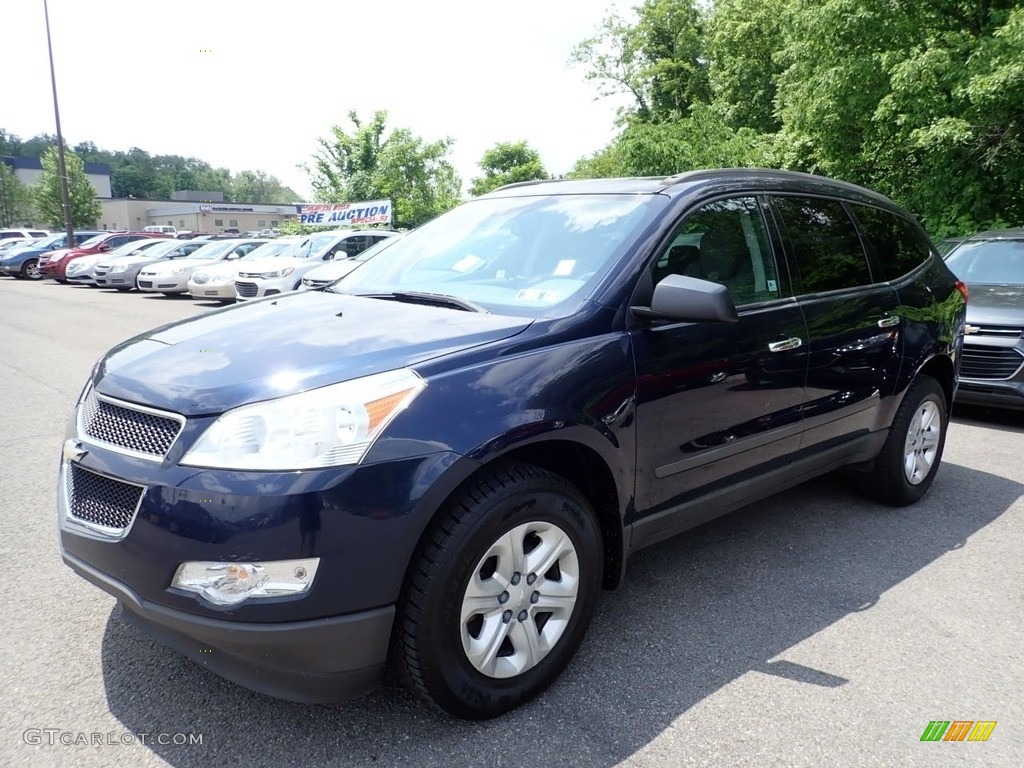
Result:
[0, 230, 102, 279]
[58, 170, 964, 719]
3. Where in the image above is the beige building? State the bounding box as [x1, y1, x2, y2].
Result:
[97, 199, 298, 233]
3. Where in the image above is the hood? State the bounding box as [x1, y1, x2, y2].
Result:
[94, 290, 532, 415]
[305, 260, 361, 281]
[47, 247, 76, 260]
[192, 260, 250, 278]
[964, 284, 1024, 327]
[141, 256, 221, 274]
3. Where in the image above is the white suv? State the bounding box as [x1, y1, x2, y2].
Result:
[234, 229, 398, 301]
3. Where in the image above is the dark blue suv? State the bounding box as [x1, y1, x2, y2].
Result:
[59, 170, 965, 719]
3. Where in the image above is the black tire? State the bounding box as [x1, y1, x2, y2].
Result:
[861, 376, 947, 506]
[21, 258, 40, 280]
[115, 287, 132, 292]
[396, 462, 602, 719]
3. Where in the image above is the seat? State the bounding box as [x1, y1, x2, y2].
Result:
[698, 220, 756, 302]
[654, 244, 701, 284]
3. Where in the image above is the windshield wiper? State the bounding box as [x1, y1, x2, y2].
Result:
[353, 291, 489, 313]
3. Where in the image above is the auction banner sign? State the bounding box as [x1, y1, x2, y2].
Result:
[296, 199, 392, 226]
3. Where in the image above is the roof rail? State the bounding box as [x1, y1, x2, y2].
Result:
[491, 178, 567, 192]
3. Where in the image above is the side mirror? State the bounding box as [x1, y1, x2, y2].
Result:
[226, 252, 240, 260]
[632, 274, 739, 323]
[98, 243, 111, 251]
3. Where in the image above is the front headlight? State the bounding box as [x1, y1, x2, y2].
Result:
[108, 264, 126, 274]
[180, 368, 426, 470]
[261, 267, 295, 279]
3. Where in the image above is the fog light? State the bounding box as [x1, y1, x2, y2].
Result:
[171, 558, 320, 606]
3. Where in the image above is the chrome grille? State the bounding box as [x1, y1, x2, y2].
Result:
[95, 264, 111, 276]
[66, 463, 144, 531]
[969, 325, 1023, 338]
[303, 279, 331, 289]
[235, 281, 258, 298]
[79, 387, 184, 459]
[38, 254, 50, 267]
[960, 346, 1024, 380]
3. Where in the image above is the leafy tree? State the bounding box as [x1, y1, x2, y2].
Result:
[469, 141, 548, 196]
[571, 0, 709, 123]
[306, 110, 462, 228]
[233, 170, 301, 203]
[33, 147, 101, 228]
[0, 163, 36, 226]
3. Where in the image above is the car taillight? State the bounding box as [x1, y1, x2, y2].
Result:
[955, 280, 969, 302]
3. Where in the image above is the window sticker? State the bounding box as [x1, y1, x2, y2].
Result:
[554, 259, 576, 276]
[767, 279, 778, 292]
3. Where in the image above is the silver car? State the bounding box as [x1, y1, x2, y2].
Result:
[95, 240, 209, 290]
[137, 239, 266, 294]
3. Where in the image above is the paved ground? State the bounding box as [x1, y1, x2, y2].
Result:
[1, 278, 1021, 768]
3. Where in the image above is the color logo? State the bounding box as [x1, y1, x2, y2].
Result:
[920, 721, 997, 742]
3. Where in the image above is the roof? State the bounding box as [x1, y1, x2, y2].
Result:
[965, 228, 1024, 240]
[487, 168, 898, 209]
[1, 154, 111, 176]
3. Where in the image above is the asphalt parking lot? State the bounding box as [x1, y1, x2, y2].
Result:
[1, 278, 1022, 768]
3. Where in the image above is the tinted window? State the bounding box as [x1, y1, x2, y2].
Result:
[851, 204, 931, 279]
[772, 196, 872, 293]
[654, 197, 782, 305]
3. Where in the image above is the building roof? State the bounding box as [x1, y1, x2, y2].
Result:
[1, 154, 111, 176]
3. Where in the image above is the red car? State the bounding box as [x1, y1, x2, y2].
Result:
[40, 232, 160, 282]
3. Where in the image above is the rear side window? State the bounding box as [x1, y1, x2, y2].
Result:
[771, 196, 872, 294]
[849, 204, 932, 280]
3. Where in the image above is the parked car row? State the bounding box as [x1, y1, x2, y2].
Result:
[0, 227, 402, 304]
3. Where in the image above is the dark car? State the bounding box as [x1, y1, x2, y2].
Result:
[943, 228, 1024, 409]
[58, 170, 965, 720]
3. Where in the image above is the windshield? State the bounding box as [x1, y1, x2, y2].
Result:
[0, 238, 34, 251]
[334, 194, 664, 316]
[244, 239, 301, 260]
[289, 233, 344, 260]
[78, 235, 106, 249]
[107, 239, 168, 258]
[188, 241, 239, 260]
[945, 239, 1024, 284]
[32, 234, 65, 250]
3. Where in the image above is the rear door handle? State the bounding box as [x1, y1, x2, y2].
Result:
[877, 315, 900, 328]
[768, 337, 803, 353]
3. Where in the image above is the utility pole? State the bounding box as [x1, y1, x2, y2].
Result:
[43, 0, 75, 245]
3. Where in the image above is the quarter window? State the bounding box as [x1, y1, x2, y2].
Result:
[849, 204, 932, 280]
[654, 197, 781, 305]
[771, 196, 872, 293]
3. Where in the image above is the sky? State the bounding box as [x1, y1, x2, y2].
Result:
[5, 0, 635, 201]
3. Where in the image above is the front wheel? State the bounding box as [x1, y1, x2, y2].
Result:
[396, 462, 602, 719]
[860, 376, 947, 506]
[21, 259, 40, 280]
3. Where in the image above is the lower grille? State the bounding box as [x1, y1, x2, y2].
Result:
[235, 281, 258, 298]
[138, 280, 152, 288]
[961, 346, 1024, 380]
[66, 463, 144, 531]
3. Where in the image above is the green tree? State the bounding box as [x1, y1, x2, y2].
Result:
[306, 110, 462, 228]
[571, 0, 709, 123]
[0, 163, 36, 226]
[33, 147, 101, 228]
[233, 170, 302, 203]
[469, 141, 548, 196]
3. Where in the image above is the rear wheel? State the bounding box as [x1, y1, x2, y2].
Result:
[21, 259, 40, 280]
[397, 462, 602, 719]
[860, 376, 947, 506]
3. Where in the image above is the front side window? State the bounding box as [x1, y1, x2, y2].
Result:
[335, 194, 666, 317]
[850, 204, 932, 280]
[652, 196, 781, 305]
[771, 196, 872, 294]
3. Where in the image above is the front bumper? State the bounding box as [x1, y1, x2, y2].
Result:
[188, 280, 235, 300]
[138, 274, 189, 292]
[955, 337, 1024, 410]
[62, 549, 393, 703]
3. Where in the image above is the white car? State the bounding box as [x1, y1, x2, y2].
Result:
[299, 234, 403, 289]
[70, 239, 176, 286]
[0, 228, 49, 242]
[188, 237, 303, 302]
[136, 239, 266, 294]
[235, 229, 399, 301]
[94, 239, 209, 290]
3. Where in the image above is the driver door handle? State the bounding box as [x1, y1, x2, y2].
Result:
[768, 337, 803, 353]
[877, 315, 900, 328]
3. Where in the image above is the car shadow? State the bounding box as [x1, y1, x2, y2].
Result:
[952, 403, 1024, 433]
[99, 462, 1021, 767]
